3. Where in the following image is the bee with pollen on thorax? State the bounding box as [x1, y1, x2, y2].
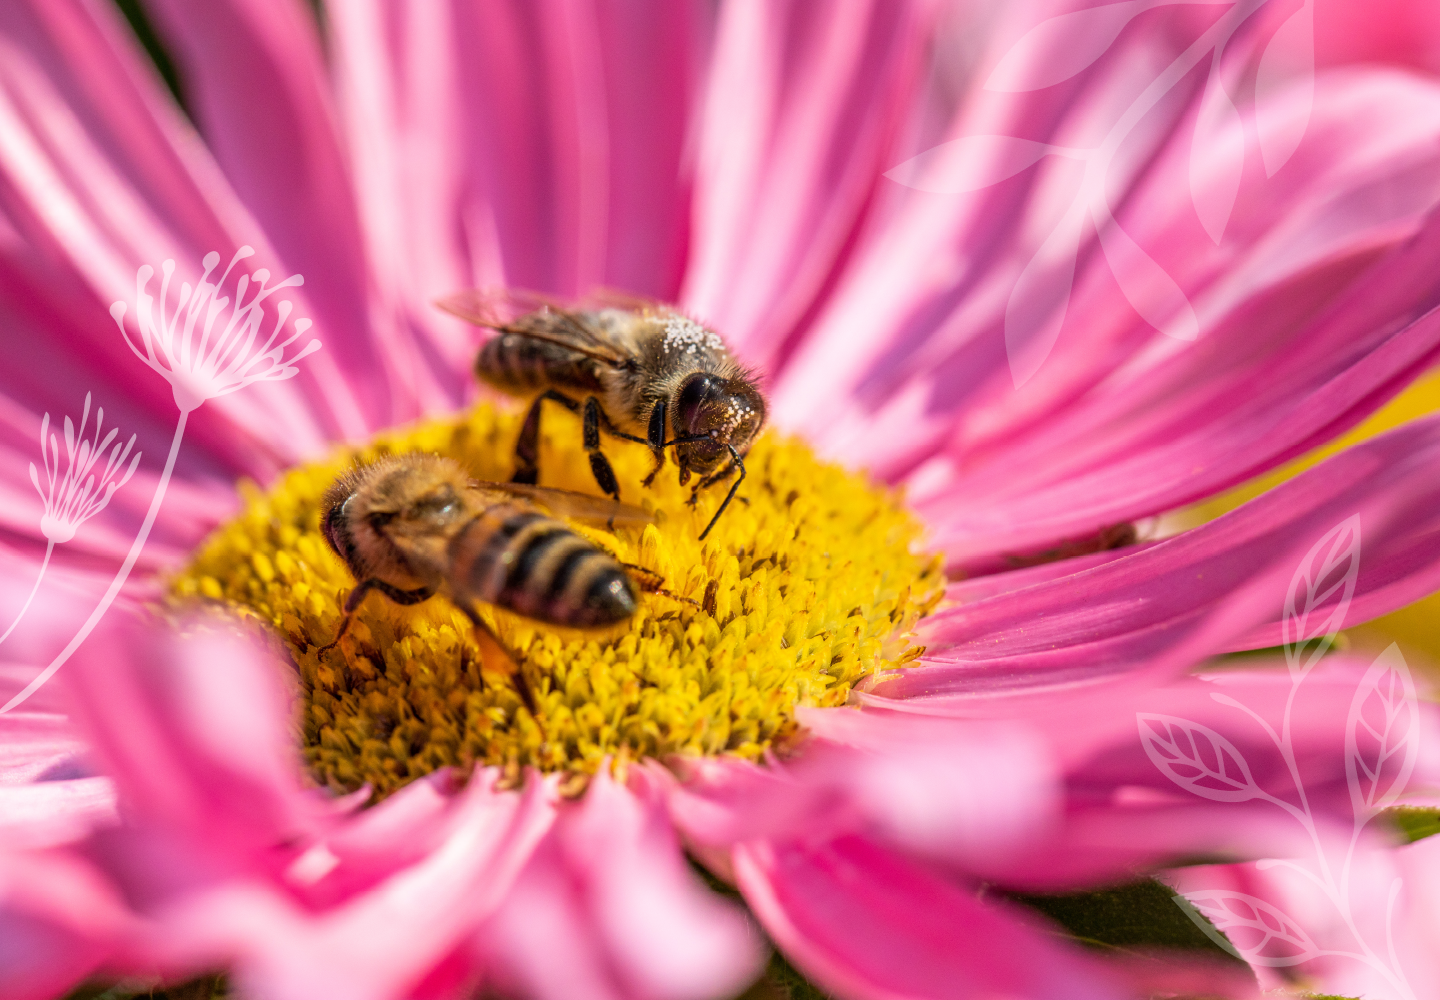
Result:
[436, 290, 767, 540]
[317, 453, 682, 716]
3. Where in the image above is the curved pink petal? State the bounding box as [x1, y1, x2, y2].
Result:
[0, 848, 143, 1000]
[871, 412, 1440, 701]
[1167, 835, 1440, 999]
[862, 656, 1440, 889]
[0, 0, 369, 481]
[775, 51, 1440, 571]
[664, 713, 1058, 874]
[733, 834, 1126, 1000]
[326, 0, 705, 407]
[151, 773, 553, 1000]
[480, 769, 762, 1000]
[63, 618, 327, 859]
[681, 0, 936, 371]
[144, 0, 423, 429]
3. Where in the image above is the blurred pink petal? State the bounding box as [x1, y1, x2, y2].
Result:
[734, 835, 1125, 1000]
[65, 622, 327, 856]
[479, 769, 762, 1000]
[1167, 832, 1440, 999]
[0, 849, 142, 1000]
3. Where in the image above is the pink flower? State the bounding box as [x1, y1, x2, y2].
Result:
[3, 2, 1440, 999]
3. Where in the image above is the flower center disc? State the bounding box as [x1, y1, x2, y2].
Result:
[172, 404, 941, 796]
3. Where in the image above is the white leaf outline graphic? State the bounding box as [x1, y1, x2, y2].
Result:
[1346, 643, 1420, 821]
[1255, 0, 1314, 176]
[1179, 890, 1321, 967]
[1282, 515, 1361, 680]
[883, 135, 1078, 194]
[1005, 187, 1089, 388]
[1189, 57, 1245, 243]
[1092, 197, 1199, 340]
[1137, 713, 1265, 802]
[985, 0, 1151, 93]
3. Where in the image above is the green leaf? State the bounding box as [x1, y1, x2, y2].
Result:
[1006, 877, 1247, 964]
[1388, 806, 1440, 843]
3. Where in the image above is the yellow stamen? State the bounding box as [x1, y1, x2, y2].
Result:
[170, 404, 942, 797]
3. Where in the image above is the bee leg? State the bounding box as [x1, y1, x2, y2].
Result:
[460, 606, 542, 727]
[641, 402, 667, 487]
[317, 580, 434, 653]
[581, 396, 622, 503]
[695, 446, 747, 541]
[513, 389, 581, 486]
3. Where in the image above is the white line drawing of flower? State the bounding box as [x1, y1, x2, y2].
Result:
[0, 393, 141, 648]
[109, 246, 321, 413]
[886, 0, 1315, 387]
[0, 249, 320, 715]
[1137, 516, 1419, 999]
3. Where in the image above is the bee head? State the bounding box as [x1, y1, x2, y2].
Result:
[672, 373, 766, 473]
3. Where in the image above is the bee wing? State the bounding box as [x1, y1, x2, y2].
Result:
[469, 480, 655, 526]
[436, 288, 630, 366]
[583, 286, 673, 315]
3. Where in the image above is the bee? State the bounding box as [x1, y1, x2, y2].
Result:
[437, 289, 767, 540]
[316, 453, 665, 714]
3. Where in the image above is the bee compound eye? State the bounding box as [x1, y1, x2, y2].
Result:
[676, 373, 722, 434]
[584, 568, 637, 626]
[321, 494, 353, 556]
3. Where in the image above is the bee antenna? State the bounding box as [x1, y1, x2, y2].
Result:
[697, 445, 746, 542]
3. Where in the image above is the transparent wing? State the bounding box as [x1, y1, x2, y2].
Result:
[470, 480, 655, 525]
[435, 288, 630, 366]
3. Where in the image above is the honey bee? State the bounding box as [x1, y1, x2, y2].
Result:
[437, 289, 767, 540]
[317, 453, 664, 713]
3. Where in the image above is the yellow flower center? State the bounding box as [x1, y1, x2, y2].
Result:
[171, 403, 941, 797]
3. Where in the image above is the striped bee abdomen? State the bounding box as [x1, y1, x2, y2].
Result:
[474, 332, 603, 395]
[449, 504, 637, 628]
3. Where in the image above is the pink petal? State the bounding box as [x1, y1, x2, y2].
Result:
[791, 707, 1058, 867]
[0, 848, 140, 1000]
[145, 0, 421, 429]
[682, 0, 936, 372]
[0, 0, 368, 474]
[1167, 834, 1440, 998]
[733, 834, 1126, 1000]
[63, 617, 327, 857]
[664, 712, 1059, 873]
[877, 412, 1440, 699]
[864, 656, 1440, 889]
[0, 778, 115, 850]
[326, 0, 705, 404]
[142, 772, 553, 1000]
[480, 769, 763, 1000]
